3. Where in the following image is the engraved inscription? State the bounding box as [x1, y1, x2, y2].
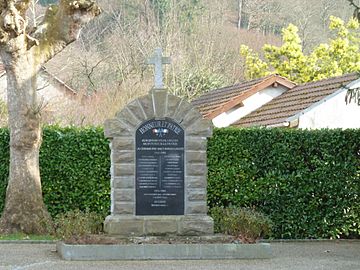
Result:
[136, 118, 184, 215]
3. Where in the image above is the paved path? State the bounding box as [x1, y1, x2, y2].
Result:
[0, 241, 359, 270]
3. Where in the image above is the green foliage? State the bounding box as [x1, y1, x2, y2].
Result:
[0, 127, 359, 239]
[0, 233, 56, 241]
[54, 209, 104, 240]
[40, 126, 111, 217]
[170, 67, 226, 100]
[150, 0, 171, 27]
[241, 16, 360, 83]
[150, 0, 202, 31]
[210, 206, 272, 243]
[0, 128, 9, 213]
[0, 126, 111, 217]
[207, 128, 360, 239]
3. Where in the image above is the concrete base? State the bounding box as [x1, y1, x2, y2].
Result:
[57, 242, 272, 261]
[104, 215, 214, 236]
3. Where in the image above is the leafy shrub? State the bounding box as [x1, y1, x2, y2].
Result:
[170, 67, 226, 100]
[208, 206, 225, 234]
[210, 206, 272, 243]
[0, 126, 111, 217]
[208, 128, 360, 239]
[0, 129, 9, 213]
[40, 126, 111, 217]
[54, 209, 103, 240]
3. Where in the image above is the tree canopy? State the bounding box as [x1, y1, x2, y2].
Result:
[240, 16, 360, 83]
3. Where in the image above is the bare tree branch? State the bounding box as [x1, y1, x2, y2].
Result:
[30, 0, 101, 65]
[346, 0, 360, 20]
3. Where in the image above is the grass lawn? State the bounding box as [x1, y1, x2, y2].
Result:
[0, 233, 56, 241]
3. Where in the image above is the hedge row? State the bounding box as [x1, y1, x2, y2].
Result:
[0, 127, 111, 217]
[207, 128, 360, 239]
[0, 127, 359, 239]
[0, 129, 9, 214]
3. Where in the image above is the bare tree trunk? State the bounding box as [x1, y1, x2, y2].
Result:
[238, 0, 243, 29]
[0, 50, 51, 234]
[0, 0, 101, 234]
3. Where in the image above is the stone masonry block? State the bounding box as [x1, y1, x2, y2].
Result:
[185, 137, 207, 151]
[104, 215, 144, 235]
[127, 99, 147, 122]
[178, 216, 214, 236]
[181, 108, 203, 128]
[186, 151, 206, 163]
[104, 119, 132, 138]
[186, 163, 207, 176]
[145, 219, 178, 235]
[116, 107, 141, 128]
[172, 100, 192, 123]
[166, 94, 182, 118]
[186, 202, 208, 215]
[112, 137, 134, 151]
[186, 176, 207, 188]
[137, 95, 154, 118]
[188, 189, 206, 201]
[186, 118, 213, 137]
[114, 164, 135, 177]
[112, 150, 135, 164]
[113, 202, 135, 215]
[113, 188, 135, 202]
[113, 177, 135, 189]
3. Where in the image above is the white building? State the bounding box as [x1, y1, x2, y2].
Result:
[192, 73, 360, 129]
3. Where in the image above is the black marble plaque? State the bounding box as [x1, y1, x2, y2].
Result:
[135, 118, 184, 215]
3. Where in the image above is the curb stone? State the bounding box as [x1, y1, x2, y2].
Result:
[57, 242, 272, 261]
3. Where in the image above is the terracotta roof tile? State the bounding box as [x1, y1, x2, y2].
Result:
[192, 74, 295, 118]
[192, 77, 265, 116]
[233, 73, 359, 127]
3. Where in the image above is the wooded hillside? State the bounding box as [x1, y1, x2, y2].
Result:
[2, 0, 356, 126]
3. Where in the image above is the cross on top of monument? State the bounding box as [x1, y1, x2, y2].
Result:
[146, 48, 171, 89]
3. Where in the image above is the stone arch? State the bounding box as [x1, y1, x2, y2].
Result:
[105, 89, 212, 138]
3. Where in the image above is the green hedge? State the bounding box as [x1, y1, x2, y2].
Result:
[207, 128, 360, 239]
[0, 127, 359, 239]
[0, 129, 9, 214]
[0, 127, 111, 217]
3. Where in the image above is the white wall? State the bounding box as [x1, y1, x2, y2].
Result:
[37, 74, 70, 104]
[298, 87, 360, 129]
[0, 72, 71, 104]
[212, 86, 287, 127]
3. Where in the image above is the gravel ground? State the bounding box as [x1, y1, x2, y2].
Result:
[0, 241, 359, 270]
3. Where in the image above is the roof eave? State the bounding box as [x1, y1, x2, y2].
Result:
[286, 77, 360, 123]
[206, 75, 296, 120]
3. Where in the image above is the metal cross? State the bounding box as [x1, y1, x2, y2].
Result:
[146, 48, 171, 89]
